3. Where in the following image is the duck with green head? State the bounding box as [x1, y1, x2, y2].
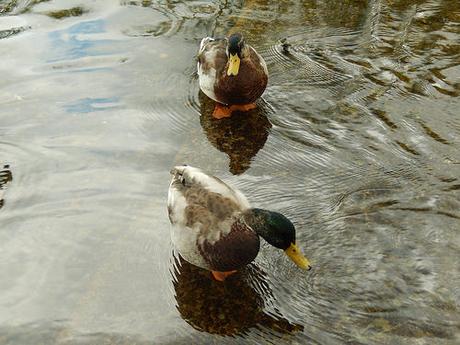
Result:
[197, 33, 268, 119]
[168, 165, 311, 281]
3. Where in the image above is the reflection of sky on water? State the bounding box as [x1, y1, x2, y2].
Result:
[64, 97, 120, 113]
[48, 19, 116, 62]
[47, 19, 122, 114]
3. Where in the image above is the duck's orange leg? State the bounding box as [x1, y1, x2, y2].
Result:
[211, 270, 237, 281]
[212, 103, 257, 119]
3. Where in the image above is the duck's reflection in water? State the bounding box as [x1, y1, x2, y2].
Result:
[199, 92, 271, 175]
[172, 255, 303, 336]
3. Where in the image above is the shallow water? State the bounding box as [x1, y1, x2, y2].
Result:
[1, 0, 459, 344]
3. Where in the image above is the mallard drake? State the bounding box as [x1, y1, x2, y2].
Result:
[197, 33, 268, 119]
[168, 165, 311, 281]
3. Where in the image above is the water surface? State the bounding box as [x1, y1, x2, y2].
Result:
[1, 0, 459, 344]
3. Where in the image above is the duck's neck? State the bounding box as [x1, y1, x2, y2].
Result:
[241, 208, 273, 240]
[241, 208, 294, 250]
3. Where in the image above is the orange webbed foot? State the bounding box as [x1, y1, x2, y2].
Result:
[211, 270, 237, 281]
[212, 103, 257, 119]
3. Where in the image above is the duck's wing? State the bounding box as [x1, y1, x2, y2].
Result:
[197, 38, 228, 103]
[168, 166, 250, 235]
[197, 37, 227, 70]
[249, 45, 268, 76]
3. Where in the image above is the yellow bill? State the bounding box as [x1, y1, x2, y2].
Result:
[227, 53, 240, 76]
[285, 243, 311, 270]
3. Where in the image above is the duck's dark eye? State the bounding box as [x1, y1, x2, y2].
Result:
[180, 175, 186, 186]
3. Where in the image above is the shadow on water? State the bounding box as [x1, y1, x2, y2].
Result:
[171, 255, 303, 336]
[198, 91, 272, 175]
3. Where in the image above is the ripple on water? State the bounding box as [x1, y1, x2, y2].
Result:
[121, 0, 227, 39]
[0, 165, 13, 210]
[262, 34, 353, 89]
[0, 26, 30, 39]
[120, 4, 176, 38]
[148, 68, 200, 135]
[0, 0, 43, 15]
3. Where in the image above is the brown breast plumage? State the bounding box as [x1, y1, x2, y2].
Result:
[199, 219, 260, 271]
[214, 48, 268, 105]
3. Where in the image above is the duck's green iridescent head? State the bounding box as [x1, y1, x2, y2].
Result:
[244, 208, 312, 270]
